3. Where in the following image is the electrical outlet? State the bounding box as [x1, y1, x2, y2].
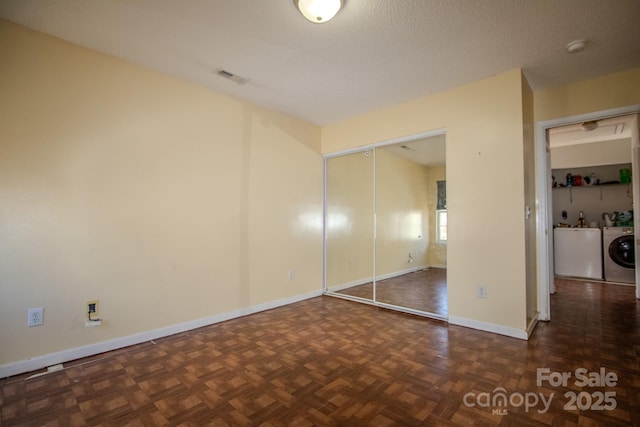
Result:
[87, 300, 99, 320]
[477, 286, 488, 299]
[85, 300, 102, 327]
[288, 270, 295, 280]
[27, 307, 44, 327]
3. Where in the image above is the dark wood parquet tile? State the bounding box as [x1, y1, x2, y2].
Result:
[2, 278, 640, 426]
[336, 268, 447, 316]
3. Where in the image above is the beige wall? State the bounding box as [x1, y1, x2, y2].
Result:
[534, 67, 640, 123]
[325, 148, 435, 290]
[0, 21, 323, 366]
[323, 67, 640, 334]
[5, 15, 636, 368]
[375, 149, 430, 276]
[323, 69, 530, 333]
[325, 151, 374, 288]
[551, 138, 632, 169]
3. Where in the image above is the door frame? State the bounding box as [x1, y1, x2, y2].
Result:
[536, 104, 640, 321]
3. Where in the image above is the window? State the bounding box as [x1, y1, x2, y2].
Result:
[436, 210, 447, 243]
[436, 180, 447, 243]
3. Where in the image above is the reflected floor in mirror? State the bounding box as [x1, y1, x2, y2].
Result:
[336, 268, 447, 316]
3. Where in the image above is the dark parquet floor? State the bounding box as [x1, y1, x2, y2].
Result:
[1, 278, 639, 426]
[336, 268, 447, 316]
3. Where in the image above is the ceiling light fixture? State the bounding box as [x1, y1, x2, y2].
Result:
[581, 120, 598, 131]
[566, 39, 587, 53]
[294, 0, 343, 23]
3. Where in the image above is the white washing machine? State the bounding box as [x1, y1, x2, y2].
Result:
[602, 227, 635, 284]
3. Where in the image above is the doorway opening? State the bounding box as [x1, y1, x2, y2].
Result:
[536, 106, 640, 321]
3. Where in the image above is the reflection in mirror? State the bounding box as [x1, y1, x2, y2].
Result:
[375, 135, 447, 316]
[325, 150, 374, 301]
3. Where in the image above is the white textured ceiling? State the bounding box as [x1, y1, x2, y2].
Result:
[383, 134, 446, 167]
[1, 0, 639, 125]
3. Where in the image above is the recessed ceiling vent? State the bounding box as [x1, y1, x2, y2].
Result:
[216, 68, 250, 85]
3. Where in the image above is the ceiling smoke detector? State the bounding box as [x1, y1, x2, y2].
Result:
[566, 39, 587, 53]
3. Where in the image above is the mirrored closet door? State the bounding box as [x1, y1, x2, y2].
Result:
[325, 150, 374, 302]
[324, 134, 448, 319]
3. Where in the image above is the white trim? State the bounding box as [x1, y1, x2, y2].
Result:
[322, 128, 447, 159]
[324, 291, 448, 321]
[322, 155, 328, 293]
[376, 265, 429, 281]
[327, 277, 372, 293]
[630, 114, 640, 300]
[375, 301, 447, 321]
[535, 104, 640, 321]
[322, 128, 449, 318]
[0, 290, 322, 379]
[326, 265, 429, 293]
[436, 209, 447, 244]
[535, 124, 553, 321]
[372, 148, 377, 302]
[448, 315, 528, 340]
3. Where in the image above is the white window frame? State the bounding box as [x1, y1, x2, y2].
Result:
[436, 209, 447, 244]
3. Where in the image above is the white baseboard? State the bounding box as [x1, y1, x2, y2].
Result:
[327, 277, 372, 293]
[327, 265, 429, 293]
[376, 265, 429, 281]
[0, 289, 322, 379]
[448, 315, 528, 340]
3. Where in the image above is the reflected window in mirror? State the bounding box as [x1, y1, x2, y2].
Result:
[436, 180, 447, 243]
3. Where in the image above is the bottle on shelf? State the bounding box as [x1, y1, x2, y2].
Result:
[578, 211, 586, 228]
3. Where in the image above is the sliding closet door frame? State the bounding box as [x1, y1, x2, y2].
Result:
[371, 149, 377, 303]
[323, 128, 448, 320]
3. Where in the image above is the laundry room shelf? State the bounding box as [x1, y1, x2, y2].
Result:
[552, 183, 630, 203]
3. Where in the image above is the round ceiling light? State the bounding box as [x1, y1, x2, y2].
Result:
[294, 0, 343, 23]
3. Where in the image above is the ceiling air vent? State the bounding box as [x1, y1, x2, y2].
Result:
[216, 68, 250, 85]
